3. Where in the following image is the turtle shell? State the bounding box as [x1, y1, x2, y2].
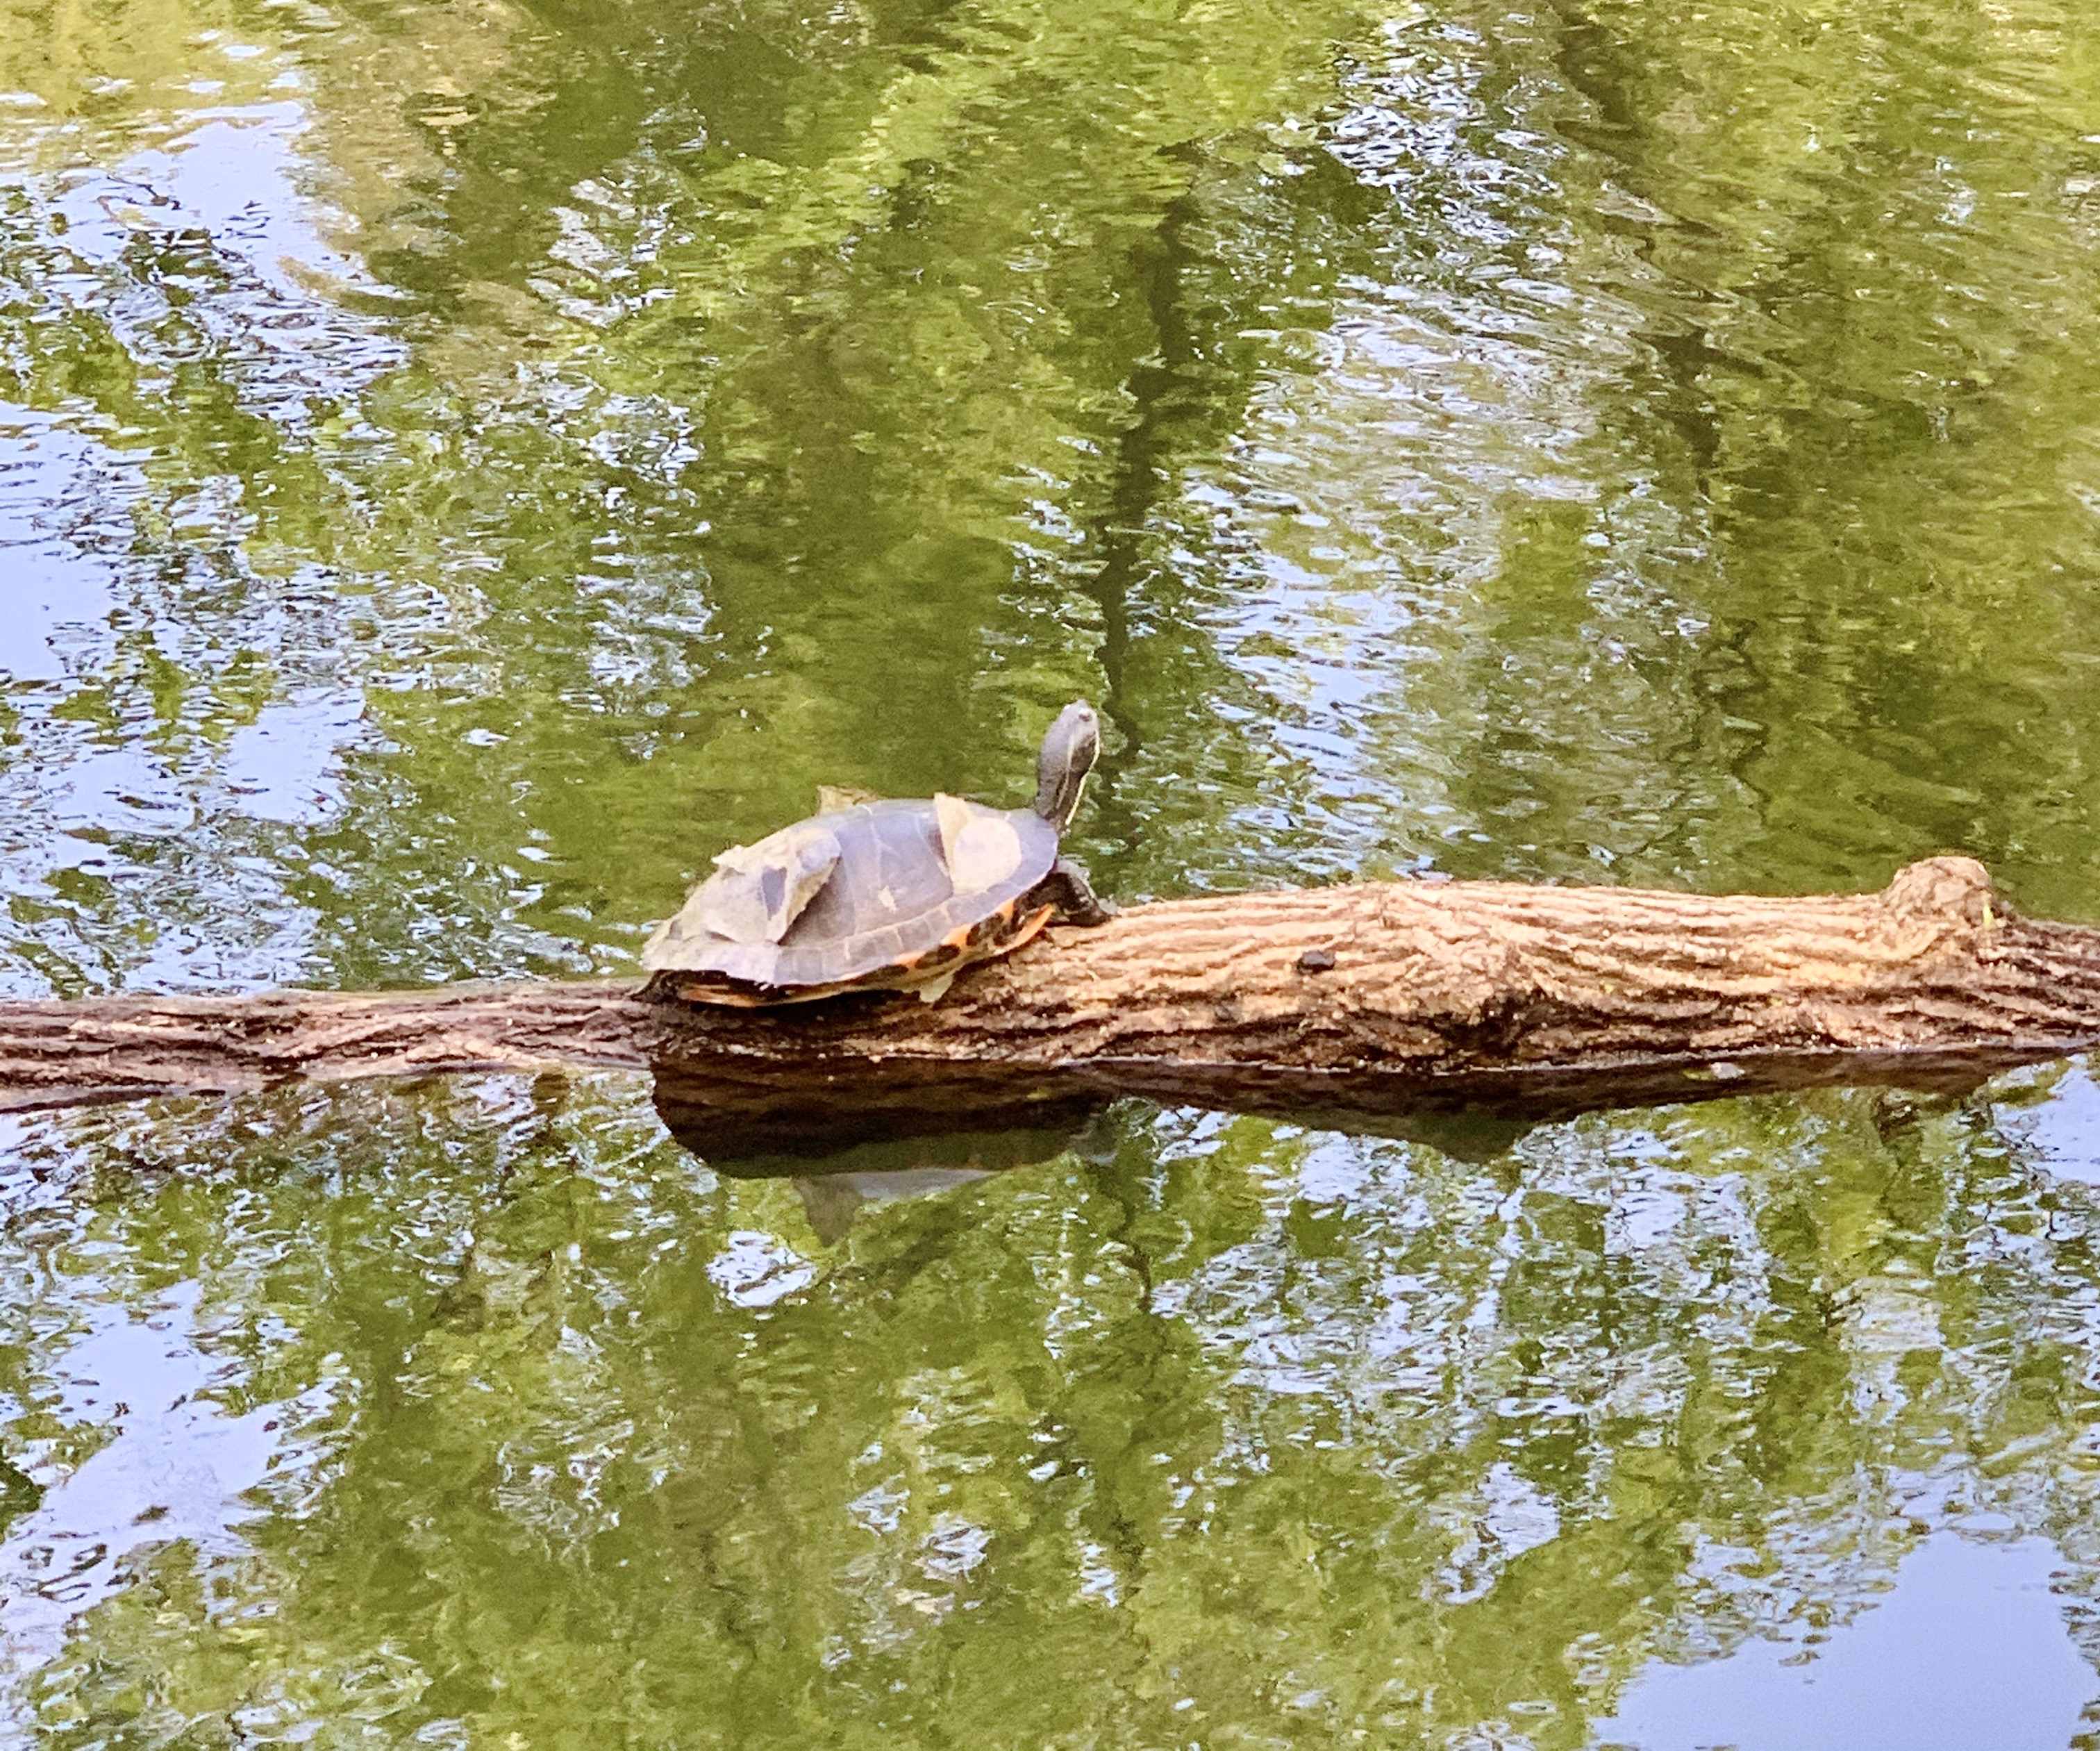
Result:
[641, 795, 1062, 1004]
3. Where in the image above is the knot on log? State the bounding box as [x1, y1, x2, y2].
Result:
[1878, 856, 2006, 970]
[1880, 855, 1999, 928]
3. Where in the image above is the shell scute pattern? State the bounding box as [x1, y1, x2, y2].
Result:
[641, 702, 1107, 1006]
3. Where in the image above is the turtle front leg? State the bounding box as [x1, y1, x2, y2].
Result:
[1041, 856, 1115, 928]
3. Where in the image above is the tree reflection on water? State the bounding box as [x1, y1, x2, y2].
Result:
[3, 0, 2100, 1741]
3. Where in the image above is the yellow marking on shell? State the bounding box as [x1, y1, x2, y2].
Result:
[663, 821, 840, 952]
[933, 793, 1024, 896]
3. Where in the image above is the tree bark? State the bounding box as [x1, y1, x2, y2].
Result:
[3, 856, 2097, 1154]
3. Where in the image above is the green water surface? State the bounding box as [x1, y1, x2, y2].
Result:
[4, 0, 2100, 1743]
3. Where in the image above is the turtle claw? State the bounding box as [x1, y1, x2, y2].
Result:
[1063, 893, 1116, 929]
[1045, 856, 1115, 928]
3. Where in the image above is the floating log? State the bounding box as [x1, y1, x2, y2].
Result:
[1, 857, 2095, 1155]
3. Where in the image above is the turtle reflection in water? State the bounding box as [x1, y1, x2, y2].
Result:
[642, 701, 1113, 1005]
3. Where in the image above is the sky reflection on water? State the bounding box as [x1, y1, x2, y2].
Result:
[1598, 1533, 2099, 1751]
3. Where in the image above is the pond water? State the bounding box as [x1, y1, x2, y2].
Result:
[4, 0, 2100, 1743]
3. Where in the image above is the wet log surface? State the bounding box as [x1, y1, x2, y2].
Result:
[4, 856, 2099, 1154]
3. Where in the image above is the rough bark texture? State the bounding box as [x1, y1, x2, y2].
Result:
[4, 857, 2098, 1154]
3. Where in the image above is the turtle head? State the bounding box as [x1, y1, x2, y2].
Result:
[1032, 699, 1100, 831]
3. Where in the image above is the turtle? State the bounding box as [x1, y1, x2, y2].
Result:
[641, 700, 1112, 1006]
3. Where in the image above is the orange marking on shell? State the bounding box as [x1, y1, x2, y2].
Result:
[1005, 904, 1058, 951]
[943, 923, 974, 951]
